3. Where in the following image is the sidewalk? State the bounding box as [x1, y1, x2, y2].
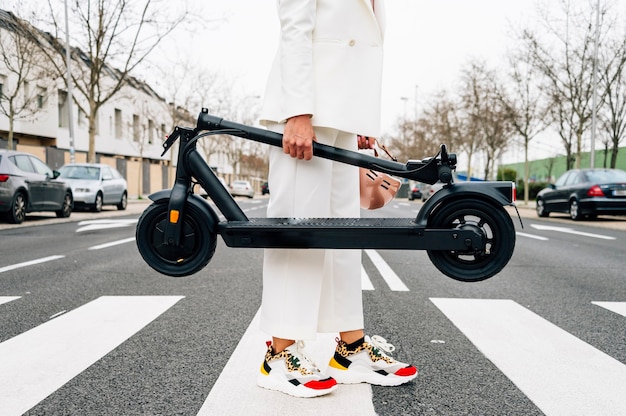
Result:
[0, 197, 152, 231]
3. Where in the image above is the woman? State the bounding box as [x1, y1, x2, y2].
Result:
[257, 0, 417, 398]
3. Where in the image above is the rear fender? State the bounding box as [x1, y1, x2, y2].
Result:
[416, 181, 516, 227]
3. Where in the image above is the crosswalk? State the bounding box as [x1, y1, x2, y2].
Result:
[0, 296, 184, 416]
[2, 293, 625, 415]
[1, 250, 625, 415]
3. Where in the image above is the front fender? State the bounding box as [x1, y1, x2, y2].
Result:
[416, 181, 515, 227]
[147, 189, 220, 232]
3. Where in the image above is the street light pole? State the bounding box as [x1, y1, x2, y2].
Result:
[64, 0, 75, 163]
[400, 96, 409, 145]
[589, 0, 601, 169]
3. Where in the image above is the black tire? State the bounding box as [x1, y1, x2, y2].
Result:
[55, 192, 72, 218]
[569, 199, 582, 221]
[93, 193, 103, 212]
[117, 192, 127, 210]
[536, 198, 549, 217]
[136, 201, 217, 277]
[8, 192, 27, 224]
[426, 200, 516, 282]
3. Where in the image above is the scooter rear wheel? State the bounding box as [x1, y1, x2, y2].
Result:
[426, 200, 515, 282]
[136, 200, 217, 277]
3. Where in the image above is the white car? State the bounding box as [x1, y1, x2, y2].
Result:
[58, 163, 128, 211]
[229, 180, 254, 198]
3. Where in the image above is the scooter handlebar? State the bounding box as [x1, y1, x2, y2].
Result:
[196, 109, 452, 184]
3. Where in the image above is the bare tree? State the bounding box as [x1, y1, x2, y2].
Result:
[522, 0, 607, 169]
[0, 10, 53, 150]
[422, 89, 461, 154]
[598, 36, 626, 168]
[35, 0, 190, 162]
[459, 60, 513, 180]
[501, 48, 550, 203]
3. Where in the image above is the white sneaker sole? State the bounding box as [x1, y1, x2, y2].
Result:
[327, 364, 417, 386]
[257, 373, 337, 398]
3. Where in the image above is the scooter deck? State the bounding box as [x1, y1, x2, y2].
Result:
[217, 218, 484, 250]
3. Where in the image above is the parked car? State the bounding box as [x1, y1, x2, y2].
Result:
[58, 163, 127, 212]
[0, 149, 73, 224]
[536, 168, 626, 220]
[407, 184, 422, 201]
[421, 181, 445, 202]
[230, 180, 254, 198]
[261, 181, 270, 195]
[198, 176, 230, 199]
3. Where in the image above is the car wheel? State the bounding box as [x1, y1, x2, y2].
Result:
[8, 192, 27, 224]
[55, 192, 73, 218]
[117, 192, 127, 210]
[536, 198, 549, 217]
[569, 199, 582, 221]
[93, 193, 103, 212]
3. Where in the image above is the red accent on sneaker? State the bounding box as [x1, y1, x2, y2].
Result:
[266, 340, 272, 348]
[394, 366, 418, 377]
[302, 377, 337, 390]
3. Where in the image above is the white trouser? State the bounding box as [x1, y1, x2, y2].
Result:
[260, 125, 363, 340]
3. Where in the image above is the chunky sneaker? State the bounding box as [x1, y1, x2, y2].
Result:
[327, 335, 418, 386]
[257, 340, 338, 398]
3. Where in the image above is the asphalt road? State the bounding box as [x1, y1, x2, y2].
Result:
[1, 196, 625, 415]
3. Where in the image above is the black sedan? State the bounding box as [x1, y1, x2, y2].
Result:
[536, 168, 626, 220]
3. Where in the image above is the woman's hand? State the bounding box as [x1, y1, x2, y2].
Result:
[357, 135, 376, 150]
[283, 115, 316, 160]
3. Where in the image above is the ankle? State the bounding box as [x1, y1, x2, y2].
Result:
[339, 329, 365, 345]
[344, 336, 365, 351]
[272, 338, 295, 354]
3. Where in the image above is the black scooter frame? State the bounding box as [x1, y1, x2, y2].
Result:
[136, 109, 519, 282]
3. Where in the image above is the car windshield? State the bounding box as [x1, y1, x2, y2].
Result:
[584, 170, 626, 183]
[59, 165, 100, 180]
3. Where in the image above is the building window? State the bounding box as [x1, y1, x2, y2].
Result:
[0, 74, 5, 99]
[78, 108, 86, 127]
[58, 90, 69, 128]
[37, 86, 46, 109]
[148, 119, 155, 144]
[133, 114, 140, 142]
[114, 109, 122, 139]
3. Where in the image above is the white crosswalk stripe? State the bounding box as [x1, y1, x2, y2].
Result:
[0, 296, 184, 416]
[431, 298, 626, 416]
[197, 309, 376, 416]
[0, 296, 20, 306]
[364, 249, 409, 291]
[592, 301, 626, 318]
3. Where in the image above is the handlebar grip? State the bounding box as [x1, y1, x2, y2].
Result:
[438, 165, 453, 183]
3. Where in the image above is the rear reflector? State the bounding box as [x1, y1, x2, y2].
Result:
[0, 174, 10, 182]
[169, 210, 180, 223]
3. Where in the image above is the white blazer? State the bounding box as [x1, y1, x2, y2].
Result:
[259, 0, 386, 137]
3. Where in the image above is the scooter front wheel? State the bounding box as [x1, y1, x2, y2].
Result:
[136, 200, 217, 277]
[426, 200, 515, 282]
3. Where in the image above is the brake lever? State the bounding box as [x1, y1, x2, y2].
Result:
[161, 128, 181, 156]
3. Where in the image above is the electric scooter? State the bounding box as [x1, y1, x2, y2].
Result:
[135, 109, 520, 282]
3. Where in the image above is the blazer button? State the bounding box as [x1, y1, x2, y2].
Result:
[349, 39, 356, 46]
